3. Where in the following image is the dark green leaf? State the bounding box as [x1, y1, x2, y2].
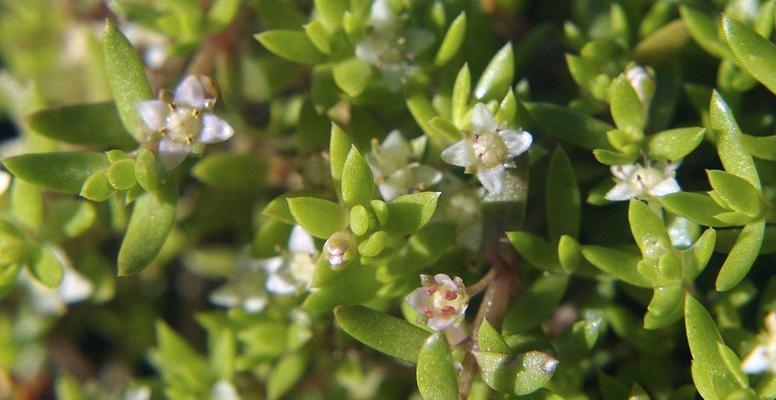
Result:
[192, 154, 266, 192]
[477, 320, 510, 354]
[417, 334, 458, 400]
[716, 221, 765, 291]
[503, 274, 568, 335]
[3, 152, 109, 194]
[524, 102, 613, 150]
[27, 102, 137, 148]
[474, 350, 557, 396]
[647, 127, 705, 161]
[581, 246, 650, 287]
[545, 147, 580, 239]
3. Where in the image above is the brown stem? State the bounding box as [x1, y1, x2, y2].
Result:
[457, 240, 521, 399]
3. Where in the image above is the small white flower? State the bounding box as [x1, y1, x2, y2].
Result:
[0, 170, 10, 197]
[323, 231, 357, 270]
[262, 226, 318, 295]
[605, 161, 680, 201]
[367, 131, 442, 201]
[355, 0, 434, 91]
[441, 103, 532, 195]
[137, 75, 234, 170]
[22, 248, 93, 316]
[626, 65, 655, 106]
[405, 274, 469, 331]
[210, 252, 268, 313]
[742, 312, 776, 374]
[211, 379, 240, 400]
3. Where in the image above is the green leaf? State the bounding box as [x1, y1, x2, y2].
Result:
[252, 219, 293, 259]
[524, 102, 613, 150]
[304, 21, 332, 54]
[153, 321, 211, 391]
[255, 30, 326, 65]
[341, 146, 374, 207]
[710, 91, 760, 190]
[434, 12, 466, 66]
[206, 0, 240, 31]
[10, 179, 43, 231]
[474, 350, 557, 396]
[27, 102, 137, 148]
[723, 16, 776, 95]
[610, 74, 646, 132]
[192, 154, 267, 192]
[716, 221, 765, 291]
[647, 127, 705, 161]
[358, 231, 389, 257]
[349, 205, 369, 236]
[417, 333, 459, 400]
[685, 295, 727, 377]
[546, 147, 580, 239]
[287, 197, 347, 239]
[29, 246, 63, 288]
[659, 192, 731, 227]
[452, 64, 471, 128]
[679, 6, 731, 59]
[634, 20, 690, 65]
[117, 180, 178, 275]
[3, 152, 109, 194]
[717, 342, 748, 388]
[384, 192, 440, 236]
[134, 148, 161, 192]
[407, 90, 448, 150]
[267, 353, 307, 400]
[333, 58, 372, 97]
[106, 159, 136, 191]
[304, 261, 379, 311]
[706, 170, 762, 216]
[553, 319, 602, 365]
[80, 171, 115, 202]
[741, 134, 776, 161]
[314, 0, 346, 31]
[581, 246, 650, 287]
[48, 200, 96, 240]
[683, 228, 716, 280]
[474, 42, 514, 101]
[644, 285, 684, 329]
[477, 320, 510, 354]
[334, 305, 429, 363]
[503, 274, 568, 335]
[102, 21, 154, 141]
[558, 235, 581, 273]
[628, 199, 672, 260]
[506, 231, 558, 271]
[330, 123, 354, 181]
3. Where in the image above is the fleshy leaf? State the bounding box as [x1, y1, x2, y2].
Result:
[503, 274, 568, 335]
[334, 305, 429, 363]
[452, 64, 471, 128]
[333, 58, 372, 97]
[684, 295, 727, 377]
[647, 127, 705, 161]
[3, 152, 109, 194]
[103, 21, 154, 141]
[506, 231, 558, 271]
[27, 102, 137, 148]
[434, 12, 466, 66]
[474, 350, 557, 396]
[716, 221, 765, 291]
[524, 102, 613, 150]
[416, 333, 458, 400]
[710, 91, 760, 190]
[341, 146, 374, 208]
[628, 199, 672, 260]
[581, 246, 650, 287]
[545, 147, 580, 239]
[384, 192, 440, 236]
[255, 30, 326, 65]
[267, 353, 307, 400]
[659, 192, 730, 227]
[117, 180, 178, 275]
[474, 42, 514, 101]
[478, 319, 510, 354]
[192, 154, 267, 192]
[706, 170, 762, 217]
[29, 246, 63, 288]
[287, 197, 347, 239]
[723, 16, 776, 95]
[610, 74, 646, 132]
[330, 123, 354, 181]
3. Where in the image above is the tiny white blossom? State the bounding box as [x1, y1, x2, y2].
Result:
[22, 248, 93, 316]
[262, 225, 318, 295]
[742, 312, 776, 374]
[405, 274, 469, 331]
[323, 231, 357, 270]
[367, 131, 442, 201]
[137, 75, 234, 170]
[0, 170, 10, 197]
[440, 103, 532, 195]
[210, 251, 268, 313]
[605, 161, 680, 201]
[626, 65, 655, 106]
[211, 379, 240, 400]
[355, 0, 434, 91]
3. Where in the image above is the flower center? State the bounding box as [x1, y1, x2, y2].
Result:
[165, 107, 202, 143]
[472, 132, 508, 169]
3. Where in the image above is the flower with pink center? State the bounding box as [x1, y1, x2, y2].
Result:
[405, 273, 469, 331]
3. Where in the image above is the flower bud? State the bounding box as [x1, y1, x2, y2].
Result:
[626, 65, 655, 107]
[323, 231, 357, 270]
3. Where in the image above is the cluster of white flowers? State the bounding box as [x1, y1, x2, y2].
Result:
[441, 103, 533, 195]
[604, 161, 680, 201]
[367, 130, 442, 201]
[405, 273, 469, 331]
[355, 0, 434, 91]
[137, 75, 234, 170]
[742, 312, 776, 374]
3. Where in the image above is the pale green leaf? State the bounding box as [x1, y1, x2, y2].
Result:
[287, 197, 347, 239]
[334, 305, 429, 363]
[417, 334, 458, 400]
[3, 152, 109, 194]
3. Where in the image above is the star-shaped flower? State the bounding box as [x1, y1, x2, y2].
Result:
[355, 0, 434, 91]
[366, 130, 442, 201]
[261, 225, 318, 295]
[604, 161, 680, 201]
[137, 75, 234, 170]
[441, 103, 533, 195]
[405, 274, 469, 331]
[742, 312, 776, 374]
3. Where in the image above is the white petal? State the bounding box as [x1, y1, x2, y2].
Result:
[649, 178, 680, 197]
[211, 380, 241, 400]
[355, 38, 382, 65]
[605, 183, 639, 201]
[378, 182, 404, 201]
[199, 113, 234, 144]
[477, 166, 505, 195]
[412, 165, 443, 187]
[427, 316, 454, 331]
[0, 170, 10, 196]
[209, 285, 240, 308]
[259, 256, 285, 274]
[242, 296, 268, 313]
[136, 100, 168, 132]
[158, 139, 192, 170]
[471, 103, 497, 134]
[742, 345, 770, 374]
[266, 273, 298, 295]
[288, 226, 317, 254]
[405, 287, 431, 311]
[611, 164, 637, 180]
[59, 265, 93, 304]
[174, 75, 213, 109]
[433, 274, 457, 290]
[440, 140, 474, 168]
[500, 130, 533, 159]
[369, 0, 397, 28]
[381, 130, 411, 163]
